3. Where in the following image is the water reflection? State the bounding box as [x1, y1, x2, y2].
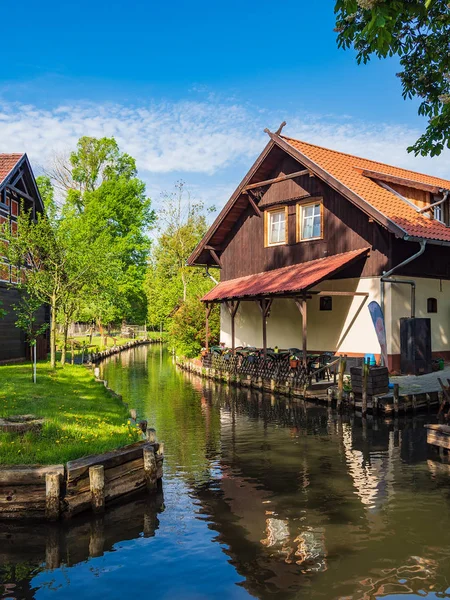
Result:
[2, 345, 450, 600]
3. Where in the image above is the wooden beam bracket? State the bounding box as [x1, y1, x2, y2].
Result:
[243, 169, 310, 192]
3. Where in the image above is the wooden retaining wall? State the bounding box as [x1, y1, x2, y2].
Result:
[90, 339, 162, 363]
[0, 441, 163, 521]
[177, 358, 443, 416]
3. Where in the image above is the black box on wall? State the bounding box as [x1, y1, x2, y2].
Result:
[400, 317, 432, 375]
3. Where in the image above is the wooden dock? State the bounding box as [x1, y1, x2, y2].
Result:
[425, 424, 450, 450]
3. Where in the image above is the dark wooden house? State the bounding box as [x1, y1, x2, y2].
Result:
[0, 154, 49, 362]
[188, 125, 450, 371]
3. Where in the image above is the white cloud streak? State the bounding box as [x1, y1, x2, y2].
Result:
[0, 99, 449, 207]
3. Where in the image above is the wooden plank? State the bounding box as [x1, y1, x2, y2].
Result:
[355, 168, 442, 195]
[243, 169, 309, 191]
[0, 485, 46, 505]
[66, 441, 150, 483]
[66, 457, 145, 494]
[427, 430, 450, 450]
[0, 465, 64, 485]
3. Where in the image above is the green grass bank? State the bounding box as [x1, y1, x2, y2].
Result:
[0, 363, 140, 465]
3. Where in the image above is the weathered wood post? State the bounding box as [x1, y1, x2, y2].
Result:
[337, 355, 346, 411]
[393, 383, 399, 416]
[143, 445, 157, 491]
[89, 465, 105, 514]
[45, 472, 61, 521]
[146, 428, 157, 443]
[362, 359, 369, 417]
[45, 527, 61, 570]
[89, 517, 105, 558]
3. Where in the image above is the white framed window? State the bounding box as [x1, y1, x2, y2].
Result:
[434, 203, 443, 223]
[265, 207, 287, 246]
[298, 201, 323, 241]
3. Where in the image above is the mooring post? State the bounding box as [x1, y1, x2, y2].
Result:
[362, 359, 369, 417]
[146, 428, 157, 443]
[337, 355, 346, 411]
[89, 465, 105, 514]
[143, 445, 157, 491]
[45, 527, 61, 570]
[45, 472, 61, 521]
[393, 383, 399, 416]
[89, 516, 105, 558]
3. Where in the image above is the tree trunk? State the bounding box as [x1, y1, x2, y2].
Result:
[50, 294, 57, 369]
[61, 321, 69, 366]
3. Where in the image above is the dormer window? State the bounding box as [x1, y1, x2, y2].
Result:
[265, 207, 287, 247]
[434, 203, 443, 223]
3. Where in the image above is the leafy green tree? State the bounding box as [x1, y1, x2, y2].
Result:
[2, 205, 116, 368]
[63, 137, 154, 325]
[334, 0, 450, 155]
[13, 290, 49, 382]
[36, 175, 57, 219]
[146, 182, 219, 355]
[169, 296, 220, 358]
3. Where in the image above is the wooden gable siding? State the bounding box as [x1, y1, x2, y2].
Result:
[258, 156, 310, 207]
[220, 165, 390, 281]
[389, 183, 430, 210]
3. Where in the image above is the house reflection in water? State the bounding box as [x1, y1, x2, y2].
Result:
[187, 373, 450, 599]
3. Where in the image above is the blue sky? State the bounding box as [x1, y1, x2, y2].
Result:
[1, 0, 448, 210]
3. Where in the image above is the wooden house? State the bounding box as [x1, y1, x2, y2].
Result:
[0, 154, 49, 362]
[188, 125, 450, 371]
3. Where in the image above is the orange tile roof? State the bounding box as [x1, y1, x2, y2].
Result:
[202, 248, 369, 301]
[282, 136, 450, 243]
[0, 154, 23, 185]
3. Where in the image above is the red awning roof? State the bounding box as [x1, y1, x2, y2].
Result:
[202, 248, 369, 302]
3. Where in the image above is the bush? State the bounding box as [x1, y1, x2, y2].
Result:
[168, 296, 219, 358]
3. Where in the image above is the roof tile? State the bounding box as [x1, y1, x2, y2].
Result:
[0, 154, 23, 186]
[282, 137, 450, 243]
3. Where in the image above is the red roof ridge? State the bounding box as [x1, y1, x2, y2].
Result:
[280, 135, 450, 188]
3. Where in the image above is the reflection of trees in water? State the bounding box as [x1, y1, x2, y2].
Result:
[0, 489, 164, 598]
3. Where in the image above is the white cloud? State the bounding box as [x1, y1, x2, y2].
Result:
[1, 99, 450, 206]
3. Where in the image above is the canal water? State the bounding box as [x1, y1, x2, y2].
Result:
[2, 345, 450, 600]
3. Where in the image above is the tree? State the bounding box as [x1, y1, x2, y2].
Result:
[146, 182, 219, 355]
[334, 0, 450, 155]
[169, 296, 220, 358]
[13, 290, 49, 382]
[56, 137, 155, 325]
[2, 204, 116, 368]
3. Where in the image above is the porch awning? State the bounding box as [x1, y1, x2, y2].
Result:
[202, 248, 369, 302]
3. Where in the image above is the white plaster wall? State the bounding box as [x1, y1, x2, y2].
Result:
[220, 277, 383, 354]
[387, 276, 450, 354]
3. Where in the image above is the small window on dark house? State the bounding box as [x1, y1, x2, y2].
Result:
[427, 297, 437, 313]
[320, 296, 332, 311]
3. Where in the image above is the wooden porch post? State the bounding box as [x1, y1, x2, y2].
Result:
[205, 303, 212, 351]
[257, 298, 272, 357]
[295, 297, 308, 366]
[225, 300, 240, 354]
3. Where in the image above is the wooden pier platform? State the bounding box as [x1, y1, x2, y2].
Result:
[425, 424, 450, 450]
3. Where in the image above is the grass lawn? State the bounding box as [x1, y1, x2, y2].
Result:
[0, 362, 140, 465]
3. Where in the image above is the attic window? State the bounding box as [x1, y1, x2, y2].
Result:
[265, 207, 287, 247]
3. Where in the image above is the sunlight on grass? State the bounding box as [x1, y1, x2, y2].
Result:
[0, 362, 141, 465]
